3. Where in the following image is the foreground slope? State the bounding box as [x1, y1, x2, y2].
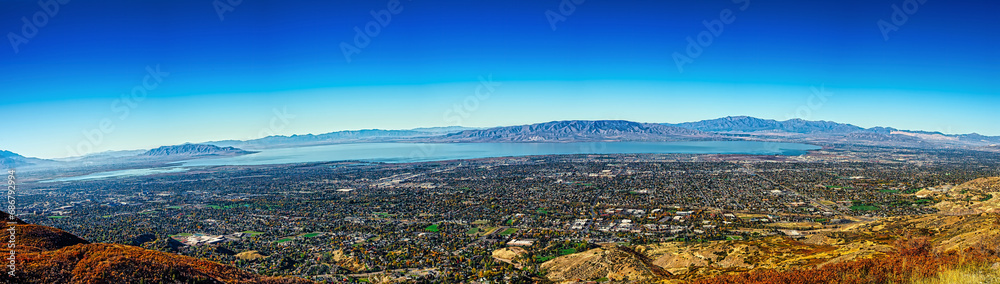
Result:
[540, 177, 1000, 283]
[541, 245, 672, 283]
[1, 211, 310, 284]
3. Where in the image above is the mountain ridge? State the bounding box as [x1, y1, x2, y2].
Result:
[6, 117, 1000, 163]
[141, 143, 257, 157]
[668, 116, 868, 134]
[434, 120, 718, 142]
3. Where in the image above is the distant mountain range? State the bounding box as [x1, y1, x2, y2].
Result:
[667, 116, 1000, 147]
[668, 116, 866, 134]
[433, 120, 716, 142]
[3, 117, 999, 172]
[209, 127, 479, 149]
[1, 150, 56, 168]
[141, 144, 257, 157]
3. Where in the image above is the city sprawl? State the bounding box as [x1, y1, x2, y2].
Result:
[16, 145, 1000, 282]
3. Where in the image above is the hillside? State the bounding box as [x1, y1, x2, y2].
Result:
[0, 150, 55, 169]
[931, 177, 1000, 216]
[437, 120, 716, 142]
[668, 116, 1000, 148]
[669, 116, 865, 134]
[540, 177, 1000, 283]
[141, 143, 257, 157]
[541, 245, 672, 283]
[2, 211, 311, 284]
[209, 128, 469, 149]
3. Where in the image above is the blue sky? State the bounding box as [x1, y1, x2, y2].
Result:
[1, 0, 998, 158]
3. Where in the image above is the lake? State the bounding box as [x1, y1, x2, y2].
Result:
[38, 141, 819, 182]
[180, 141, 820, 166]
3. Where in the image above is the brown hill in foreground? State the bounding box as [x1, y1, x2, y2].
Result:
[932, 177, 1000, 215]
[541, 177, 1000, 283]
[541, 245, 672, 283]
[1, 211, 311, 284]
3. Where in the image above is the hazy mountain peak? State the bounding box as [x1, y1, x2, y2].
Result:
[438, 120, 714, 142]
[672, 116, 865, 134]
[141, 143, 256, 157]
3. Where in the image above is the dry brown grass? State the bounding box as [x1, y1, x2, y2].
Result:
[690, 235, 1000, 284]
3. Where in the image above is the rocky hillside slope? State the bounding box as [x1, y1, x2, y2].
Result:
[1, 211, 310, 284]
[540, 177, 1000, 283]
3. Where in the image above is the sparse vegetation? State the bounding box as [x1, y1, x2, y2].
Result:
[693, 235, 1000, 284]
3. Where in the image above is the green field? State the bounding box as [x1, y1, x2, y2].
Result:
[536, 208, 549, 215]
[275, 238, 294, 243]
[47, 216, 68, 219]
[241, 231, 265, 236]
[169, 233, 194, 239]
[301, 233, 321, 238]
[498, 228, 517, 236]
[850, 205, 879, 211]
[466, 228, 479, 235]
[425, 224, 440, 232]
[206, 205, 223, 209]
[166, 206, 183, 209]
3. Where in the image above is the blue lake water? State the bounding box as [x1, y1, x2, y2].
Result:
[39, 141, 819, 182]
[181, 141, 820, 166]
[39, 167, 191, 183]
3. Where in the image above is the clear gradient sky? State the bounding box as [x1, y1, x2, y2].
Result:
[1, 0, 998, 158]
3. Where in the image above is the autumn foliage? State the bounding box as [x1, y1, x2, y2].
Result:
[1, 211, 312, 284]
